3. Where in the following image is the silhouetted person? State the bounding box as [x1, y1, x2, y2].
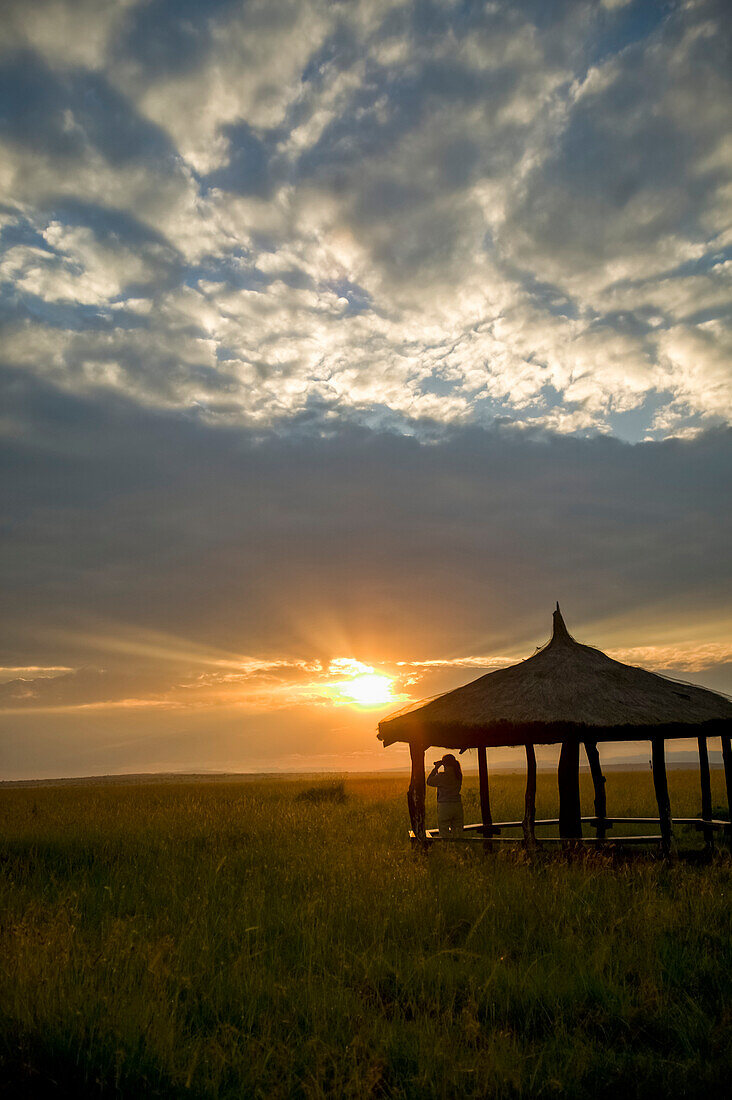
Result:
[427, 754, 464, 837]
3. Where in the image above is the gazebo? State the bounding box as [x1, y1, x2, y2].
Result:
[378, 606, 732, 853]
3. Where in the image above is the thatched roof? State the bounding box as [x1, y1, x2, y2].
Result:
[378, 605, 732, 749]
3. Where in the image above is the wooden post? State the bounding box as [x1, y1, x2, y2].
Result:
[584, 741, 607, 841]
[721, 732, 732, 847]
[477, 746, 493, 846]
[522, 743, 538, 848]
[651, 737, 672, 857]
[558, 739, 582, 842]
[697, 735, 714, 851]
[407, 741, 426, 844]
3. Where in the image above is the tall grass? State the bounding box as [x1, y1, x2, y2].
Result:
[1, 770, 730, 1098]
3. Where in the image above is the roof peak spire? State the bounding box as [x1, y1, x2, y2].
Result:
[552, 602, 572, 644]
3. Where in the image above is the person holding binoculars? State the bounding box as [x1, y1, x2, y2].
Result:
[426, 754, 464, 837]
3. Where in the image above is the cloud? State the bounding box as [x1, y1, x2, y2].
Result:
[0, 0, 134, 70]
[0, 666, 72, 684]
[2, 368, 730, 679]
[118, 0, 336, 174]
[0, 220, 168, 305]
[656, 321, 732, 424]
[505, 1, 731, 290]
[606, 643, 732, 674]
[0, 0, 729, 440]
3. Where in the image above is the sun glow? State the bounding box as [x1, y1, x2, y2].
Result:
[326, 658, 401, 709]
[339, 672, 395, 707]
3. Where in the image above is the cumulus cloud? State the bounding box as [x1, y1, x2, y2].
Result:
[0, 0, 134, 70]
[0, 0, 729, 440]
[0, 220, 169, 305]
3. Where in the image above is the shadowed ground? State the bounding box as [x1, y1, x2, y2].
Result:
[1, 771, 730, 1098]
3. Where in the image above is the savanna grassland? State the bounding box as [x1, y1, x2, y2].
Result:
[1, 770, 730, 1099]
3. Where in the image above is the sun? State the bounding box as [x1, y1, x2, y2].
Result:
[338, 672, 396, 708]
[324, 658, 401, 709]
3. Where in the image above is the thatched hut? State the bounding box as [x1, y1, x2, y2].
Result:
[378, 606, 732, 852]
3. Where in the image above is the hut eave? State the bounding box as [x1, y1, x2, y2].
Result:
[378, 716, 732, 751]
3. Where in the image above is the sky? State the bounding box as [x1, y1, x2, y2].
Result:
[1, 0, 730, 780]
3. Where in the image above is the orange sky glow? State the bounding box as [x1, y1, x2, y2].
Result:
[2, 610, 731, 780]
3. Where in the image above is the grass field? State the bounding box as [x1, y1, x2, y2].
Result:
[1, 769, 731, 1098]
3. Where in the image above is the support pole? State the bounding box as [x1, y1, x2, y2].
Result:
[697, 735, 714, 851]
[558, 739, 582, 843]
[407, 741, 426, 844]
[522, 743, 537, 848]
[584, 741, 607, 842]
[651, 737, 672, 857]
[477, 746, 493, 846]
[721, 732, 732, 847]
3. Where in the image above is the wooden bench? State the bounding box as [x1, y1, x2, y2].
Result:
[410, 815, 731, 846]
